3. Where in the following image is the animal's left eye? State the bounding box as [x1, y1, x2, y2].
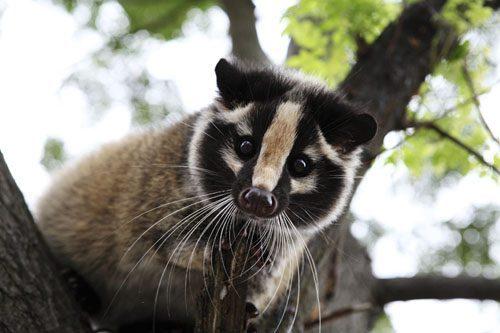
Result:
[288, 155, 312, 177]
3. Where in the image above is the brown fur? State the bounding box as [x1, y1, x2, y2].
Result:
[36, 118, 204, 325]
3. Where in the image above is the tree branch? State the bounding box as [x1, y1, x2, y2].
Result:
[195, 238, 251, 333]
[219, 0, 269, 64]
[410, 120, 500, 175]
[461, 61, 499, 145]
[432, 85, 495, 121]
[0, 151, 91, 332]
[375, 275, 500, 305]
[485, 0, 500, 9]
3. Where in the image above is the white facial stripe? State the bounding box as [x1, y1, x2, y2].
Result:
[188, 109, 216, 196]
[309, 147, 362, 233]
[218, 103, 253, 136]
[303, 145, 321, 163]
[221, 147, 243, 175]
[253, 102, 302, 191]
[218, 103, 253, 124]
[317, 129, 343, 165]
[236, 122, 252, 136]
[290, 174, 317, 194]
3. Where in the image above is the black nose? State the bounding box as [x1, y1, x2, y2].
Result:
[238, 187, 278, 218]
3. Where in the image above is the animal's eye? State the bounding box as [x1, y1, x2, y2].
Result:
[288, 155, 312, 177]
[235, 137, 255, 159]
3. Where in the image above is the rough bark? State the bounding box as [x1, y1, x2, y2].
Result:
[195, 238, 251, 332]
[219, 0, 269, 64]
[0, 151, 90, 333]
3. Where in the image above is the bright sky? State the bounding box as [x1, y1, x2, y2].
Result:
[0, 0, 499, 332]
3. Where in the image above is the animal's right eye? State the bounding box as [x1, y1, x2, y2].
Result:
[235, 137, 255, 160]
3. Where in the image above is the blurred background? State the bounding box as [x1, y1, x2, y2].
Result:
[0, 0, 499, 332]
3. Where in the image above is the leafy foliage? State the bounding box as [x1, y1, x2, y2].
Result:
[286, 0, 498, 181]
[442, 0, 493, 33]
[129, 74, 182, 126]
[285, 0, 399, 85]
[41, 138, 67, 172]
[52, 0, 199, 127]
[54, 0, 216, 39]
[371, 312, 395, 333]
[387, 41, 499, 180]
[119, 0, 215, 40]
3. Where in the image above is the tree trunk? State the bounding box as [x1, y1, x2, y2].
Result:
[0, 152, 90, 333]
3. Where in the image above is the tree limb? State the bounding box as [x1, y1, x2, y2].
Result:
[218, 0, 269, 64]
[0, 151, 91, 332]
[485, 0, 500, 9]
[410, 120, 500, 175]
[375, 275, 500, 305]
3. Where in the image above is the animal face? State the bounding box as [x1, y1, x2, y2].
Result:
[188, 59, 376, 232]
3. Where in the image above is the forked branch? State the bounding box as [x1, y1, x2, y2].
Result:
[409, 120, 499, 175]
[461, 62, 499, 145]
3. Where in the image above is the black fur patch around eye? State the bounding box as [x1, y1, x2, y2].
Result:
[198, 121, 237, 195]
[287, 157, 344, 229]
[215, 59, 295, 109]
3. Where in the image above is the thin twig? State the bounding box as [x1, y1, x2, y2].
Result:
[409, 121, 499, 175]
[435, 86, 494, 120]
[461, 61, 499, 145]
[303, 303, 373, 330]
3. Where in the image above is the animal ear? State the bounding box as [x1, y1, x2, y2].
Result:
[321, 113, 377, 151]
[215, 58, 246, 108]
[214, 58, 294, 109]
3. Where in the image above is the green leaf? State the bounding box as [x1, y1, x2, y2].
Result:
[285, 0, 399, 85]
[371, 312, 395, 333]
[120, 0, 215, 39]
[41, 138, 67, 172]
[54, 0, 217, 40]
